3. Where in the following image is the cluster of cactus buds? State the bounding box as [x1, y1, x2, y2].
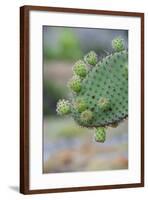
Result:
[56, 37, 128, 143]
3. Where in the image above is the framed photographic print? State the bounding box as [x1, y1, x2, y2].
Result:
[20, 5, 144, 194]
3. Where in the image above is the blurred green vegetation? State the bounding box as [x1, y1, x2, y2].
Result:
[43, 117, 128, 173]
[43, 29, 84, 116]
[44, 29, 83, 61]
[58, 124, 85, 138]
[44, 117, 90, 139]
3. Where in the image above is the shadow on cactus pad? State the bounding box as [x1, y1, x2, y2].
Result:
[56, 37, 128, 143]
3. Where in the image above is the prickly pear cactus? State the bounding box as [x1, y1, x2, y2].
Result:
[56, 36, 128, 143]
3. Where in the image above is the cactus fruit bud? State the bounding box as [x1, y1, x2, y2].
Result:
[56, 99, 71, 115]
[122, 64, 128, 80]
[74, 98, 87, 112]
[80, 110, 93, 122]
[68, 76, 81, 93]
[95, 127, 106, 143]
[112, 37, 125, 52]
[84, 51, 98, 66]
[98, 97, 110, 111]
[73, 60, 87, 77]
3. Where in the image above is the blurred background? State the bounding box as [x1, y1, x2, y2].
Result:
[43, 26, 128, 173]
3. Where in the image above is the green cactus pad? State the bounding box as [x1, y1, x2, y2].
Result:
[97, 97, 110, 111]
[56, 37, 128, 142]
[72, 50, 128, 127]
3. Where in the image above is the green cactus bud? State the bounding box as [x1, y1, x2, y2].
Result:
[84, 51, 98, 66]
[112, 37, 125, 52]
[68, 76, 81, 93]
[73, 60, 87, 77]
[95, 127, 106, 143]
[80, 110, 93, 122]
[98, 97, 110, 111]
[74, 98, 87, 112]
[122, 64, 128, 80]
[56, 99, 71, 115]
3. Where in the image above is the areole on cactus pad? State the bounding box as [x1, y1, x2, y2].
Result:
[56, 36, 128, 143]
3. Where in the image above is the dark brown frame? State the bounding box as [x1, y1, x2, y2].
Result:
[20, 5, 144, 194]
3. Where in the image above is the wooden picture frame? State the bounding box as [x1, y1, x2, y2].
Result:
[20, 5, 144, 194]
